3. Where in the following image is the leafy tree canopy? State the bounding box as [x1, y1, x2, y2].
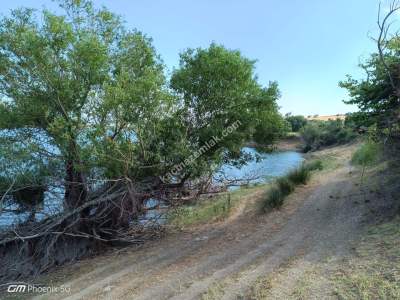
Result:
[0, 1, 284, 208]
[171, 44, 285, 159]
[285, 114, 308, 132]
[339, 36, 400, 129]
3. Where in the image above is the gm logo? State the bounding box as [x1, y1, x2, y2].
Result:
[7, 284, 27, 293]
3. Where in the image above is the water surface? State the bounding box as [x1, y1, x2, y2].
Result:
[0, 148, 303, 227]
[217, 147, 303, 187]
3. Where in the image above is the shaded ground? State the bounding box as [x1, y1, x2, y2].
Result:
[274, 134, 303, 152]
[7, 143, 398, 300]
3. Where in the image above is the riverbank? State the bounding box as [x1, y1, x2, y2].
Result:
[274, 133, 303, 152]
[0, 146, 303, 229]
[4, 142, 399, 299]
[247, 133, 304, 153]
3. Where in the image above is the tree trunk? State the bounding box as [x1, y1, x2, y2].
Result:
[64, 159, 87, 210]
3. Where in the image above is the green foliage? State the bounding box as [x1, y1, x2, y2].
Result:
[344, 112, 375, 130]
[304, 160, 323, 172]
[276, 177, 294, 196]
[0, 170, 46, 192]
[253, 109, 289, 146]
[170, 44, 285, 174]
[0, 0, 169, 206]
[351, 142, 381, 167]
[168, 195, 232, 227]
[0, 1, 285, 209]
[168, 186, 263, 227]
[287, 165, 310, 185]
[0, 169, 47, 208]
[285, 114, 308, 132]
[339, 35, 400, 136]
[301, 119, 357, 152]
[262, 160, 323, 211]
[263, 186, 284, 210]
[0, 130, 54, 207]
[339, 46, 400, 117]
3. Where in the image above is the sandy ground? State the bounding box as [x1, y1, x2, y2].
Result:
[27, 143, 392, 300]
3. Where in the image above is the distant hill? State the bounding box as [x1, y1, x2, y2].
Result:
[306, 114, 346, 121]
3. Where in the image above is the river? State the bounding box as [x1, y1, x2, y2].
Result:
[218, 147, 303, 187]
[0, 148, 303, 227]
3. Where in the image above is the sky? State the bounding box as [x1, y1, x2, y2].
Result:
[0, 0, 385, 116]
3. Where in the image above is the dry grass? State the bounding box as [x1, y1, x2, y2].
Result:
[167, 184, 267, 228]
[248, 150, 400, 300]
[200, 282, 227, 300]
[332, 218, 400, 299]
[247, 218, 400, 300]
[306, 115, 346, 121]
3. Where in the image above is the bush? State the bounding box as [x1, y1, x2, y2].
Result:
[285, 115, 308, 132]
[263, 186, 284, 211]
[276, 177, 295, 196]
[301, 122, 321, 150]
[262, 160, 324, 211]
[351, 142, 381, 167]
[287, 165, 311, 185]
[301, 119, 357, 152]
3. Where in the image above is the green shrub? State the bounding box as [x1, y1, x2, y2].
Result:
[301, 122, 321, 151]
[263, 186, 284, 211]
[262, 161, 324, 211]
[276, 177, 294, 196]
[351, 142, 381, 167]
[287, 165, 311, 185]
[285, 115, 308, 132]
[304, 160, 323, 172]
[301, 119, 357, 152]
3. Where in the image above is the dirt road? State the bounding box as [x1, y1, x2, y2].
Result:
[33, 144, 381, 300]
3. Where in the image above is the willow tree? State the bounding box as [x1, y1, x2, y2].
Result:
[0, 0, 169, 209]
[169, 44, 285, 179]
[0, 1, 289, 279]
[0, 1, 284, 216]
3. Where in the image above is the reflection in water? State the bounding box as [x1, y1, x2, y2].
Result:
[0, 186, 64, 227]
[217, 148, 304, 188]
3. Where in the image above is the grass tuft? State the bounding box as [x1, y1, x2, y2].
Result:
[287, 165, 310, 185]
[168, 195, 232, 227]
[168, 185, 265, 228]
[304, 159, 323, 171]
[262, 160, 323, 211]
[263, 186, 284, 210]
[276, 177, 295, 196]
